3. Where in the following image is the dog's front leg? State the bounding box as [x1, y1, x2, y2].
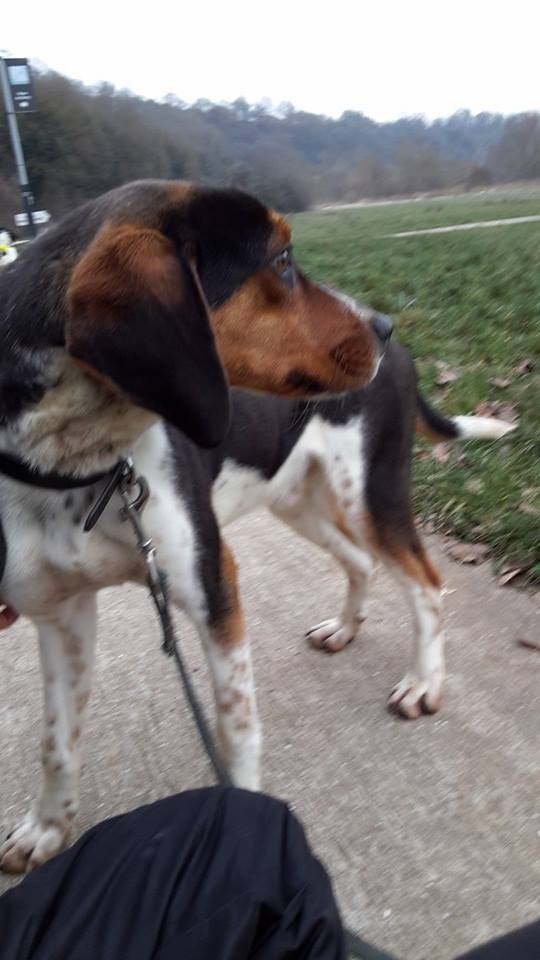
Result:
[0, 592, 97, 874]
[171, 535, 262, 791]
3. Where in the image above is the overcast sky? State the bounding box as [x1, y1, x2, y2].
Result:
[3, 1, 539, 121]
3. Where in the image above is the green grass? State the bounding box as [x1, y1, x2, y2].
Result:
[293, 187, 540, 582]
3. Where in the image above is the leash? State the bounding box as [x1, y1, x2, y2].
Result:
[85, 458, 398, 960]
[115, 459, 233, 786]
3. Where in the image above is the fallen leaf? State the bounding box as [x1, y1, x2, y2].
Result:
[435, 362, 460, 386]
[498, 403, 519, 423]
[447, 541, 490, 564]
[471, 525, 486, 536]
[518, 503, 540, 518]
[465, 478, 484, 493]
[516, 638, 540, 652]
[514, 359, 534, 375]
[488, 377, 511, 389]
[498, 564, 531, 586]
[432, 442, 452, 463]
[474, 400, 500, 418]
[473, 400, 519, 423]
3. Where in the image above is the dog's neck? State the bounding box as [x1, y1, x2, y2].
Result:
[0, 349, 157, 477]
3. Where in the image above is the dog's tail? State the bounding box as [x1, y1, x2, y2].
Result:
[416, 392, 517, 442]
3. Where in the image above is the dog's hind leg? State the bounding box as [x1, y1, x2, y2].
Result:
[364, 514, 444, 718]
[271, 502, 375, 652]
[0, 592, 97, 874]
[385, 536, 444, 719]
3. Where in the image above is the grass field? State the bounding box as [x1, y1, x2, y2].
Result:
[293, 187, 540, 582]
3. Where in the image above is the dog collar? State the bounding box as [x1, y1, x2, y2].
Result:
[0, 449, 117, 492]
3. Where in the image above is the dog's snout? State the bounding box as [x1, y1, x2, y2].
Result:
[371, 313, 393, 344]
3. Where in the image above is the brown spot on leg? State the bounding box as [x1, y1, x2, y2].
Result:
[394, 541, 442, 592]
[71, 658, 86, 677]
[363, 505, 441, 592]
[332, 502, 356, 542]
[60, 626, 82, 657]
[213, 542, 246, 650]
[76, 691, 89, 713]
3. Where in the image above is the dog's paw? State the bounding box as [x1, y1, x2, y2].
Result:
[305, 617, 362, 653]
[0, 811, 71, 874]
[388, 672, 443, 719]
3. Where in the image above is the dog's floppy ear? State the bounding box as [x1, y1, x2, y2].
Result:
[66, 224, 230, 448]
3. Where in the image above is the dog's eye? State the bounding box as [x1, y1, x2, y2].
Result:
[272, 247, 295, 289]
[274, 248, 291, 269]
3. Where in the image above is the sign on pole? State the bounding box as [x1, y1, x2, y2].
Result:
[0, 56, 37, 238]
[5, 58, 35, 113]
[14, 210, 50, 228]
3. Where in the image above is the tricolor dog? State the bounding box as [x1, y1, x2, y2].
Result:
[0, 180, 388, 873]
[211, 358, 514, 718]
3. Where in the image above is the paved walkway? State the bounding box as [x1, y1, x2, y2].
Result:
[1, 513, 538, 959]
[387, 215, 540, 238]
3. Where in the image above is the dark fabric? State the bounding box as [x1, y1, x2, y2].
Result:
[455, 919, 540, 960]
[0, 788, 346, 960]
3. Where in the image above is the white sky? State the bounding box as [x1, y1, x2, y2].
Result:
[3, 0, 539, 121]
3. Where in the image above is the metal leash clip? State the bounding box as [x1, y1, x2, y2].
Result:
[118, 459, 175, 656]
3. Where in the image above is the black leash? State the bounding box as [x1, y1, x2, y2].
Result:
[90, 459, 397, 960]
[115, 460, 233, 787]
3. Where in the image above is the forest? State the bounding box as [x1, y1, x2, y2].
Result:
[1, 68, 539, 222]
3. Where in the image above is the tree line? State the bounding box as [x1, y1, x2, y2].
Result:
[1, 68, 539, 225]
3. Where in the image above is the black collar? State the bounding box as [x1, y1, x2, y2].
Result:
[0, 449, 115, 491]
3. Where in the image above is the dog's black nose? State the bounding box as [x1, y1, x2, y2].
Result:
[371, 313, 393, 344]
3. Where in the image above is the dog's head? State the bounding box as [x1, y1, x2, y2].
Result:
[67, 182, 390, 448]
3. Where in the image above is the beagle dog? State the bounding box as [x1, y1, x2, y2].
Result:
[209, 350, 514, 718]
[0, 180, 389, 873]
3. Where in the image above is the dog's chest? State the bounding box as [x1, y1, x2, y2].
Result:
[0, 425, 194, 618]
[0, 484, 140, 615]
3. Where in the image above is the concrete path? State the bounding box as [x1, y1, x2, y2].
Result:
[387, 215, 540, 238]
[1, 513, 538, 959]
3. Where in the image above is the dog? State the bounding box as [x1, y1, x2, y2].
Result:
[208, 349, 514, 719]
[0, 179, 389, 873]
